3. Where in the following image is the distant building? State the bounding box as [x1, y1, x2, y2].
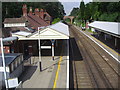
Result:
[3, 4, 52, 31]
[2, 4, 52, 54]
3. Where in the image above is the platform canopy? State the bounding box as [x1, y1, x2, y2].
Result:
[12, 22, 69, 40]
[88, 21, 120, 37]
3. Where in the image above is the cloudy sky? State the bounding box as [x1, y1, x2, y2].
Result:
[59, 0, 92, 15]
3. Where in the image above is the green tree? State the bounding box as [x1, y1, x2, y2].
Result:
[70, 2, 120, 23]
[70, 7, 79, 16]
[84, 3, 91, 21]
[52, 18, 61, 24]
[98, 2, 120, 22]
[2, 2, 65, 22]
[79, 0, 85, 20]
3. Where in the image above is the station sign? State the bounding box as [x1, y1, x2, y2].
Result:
[8, 77, 18, 88]
[51, 39, 55, 43]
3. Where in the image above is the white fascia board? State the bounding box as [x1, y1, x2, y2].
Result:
[4, 23, 25, 27]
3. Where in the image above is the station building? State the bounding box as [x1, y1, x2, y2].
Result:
[11, 22, 69, 60]
[2, 4, 52, 54]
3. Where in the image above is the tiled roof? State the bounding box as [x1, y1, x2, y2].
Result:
[0, 53, 22, 66]
[3, 8, 51, 35]
[27, 14, 49, 30]
[2, 27, 35, 38]
[4, 17, 26, 24]
[44, 15, 51, 21]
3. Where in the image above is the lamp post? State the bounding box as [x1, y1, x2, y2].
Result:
[0, 36, 18, 89]
[38, 27, 42, 72]
[0, 38, 9, 89]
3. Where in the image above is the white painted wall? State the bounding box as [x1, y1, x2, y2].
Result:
[4, 23, 25, 27]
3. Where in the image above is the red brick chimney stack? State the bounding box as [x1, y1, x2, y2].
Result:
[29, 7, 32, 15]
[40, 9, 44, 19]
[35, 8, 39, 17]
[22, 4, 27, 16]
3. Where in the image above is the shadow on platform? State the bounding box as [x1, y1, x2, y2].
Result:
[69, 37, 83, 89]
[19, 66, 37, 82]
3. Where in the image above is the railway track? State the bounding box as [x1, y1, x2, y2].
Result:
[69, 24, 119, 88]
[70, 37, 93, 88]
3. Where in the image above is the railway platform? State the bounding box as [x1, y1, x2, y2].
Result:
[74, 25, 119, 63]
[18, 40, 69, 88]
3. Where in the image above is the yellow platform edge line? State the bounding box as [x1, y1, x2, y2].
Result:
[53, 56, 62, 89]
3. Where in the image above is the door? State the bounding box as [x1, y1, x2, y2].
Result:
[24, 43, 29, 58]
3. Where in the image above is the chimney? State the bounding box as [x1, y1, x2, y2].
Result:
[34, 8, 39, 17]
[40, 9, 44, 19]
[29, 7, 32, 15]
[22, 4, 27, 16]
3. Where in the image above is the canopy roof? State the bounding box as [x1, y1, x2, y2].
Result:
[89, 21, 120, 37]
[49, 22, 69, 36]
[4, 17, 26, 24]
[0, 53, 22, 66]
[12, 22, 69, 40]
[2, 36, 18, 42]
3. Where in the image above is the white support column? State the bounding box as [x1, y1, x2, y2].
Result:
[51, 40, 55, 60]
[98, 33, 99, 37]
[105, 34, 107, 40]
[66, 39, 69, 89]
[115, 38, 117, 48]
[52, 42, 54, 60]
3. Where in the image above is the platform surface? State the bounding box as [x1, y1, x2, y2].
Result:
[19, 40, 69, 88]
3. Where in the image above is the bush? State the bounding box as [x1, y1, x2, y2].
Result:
[52, 18, 61, 24]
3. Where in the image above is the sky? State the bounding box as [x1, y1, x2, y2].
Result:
[59, 0, 92, 15]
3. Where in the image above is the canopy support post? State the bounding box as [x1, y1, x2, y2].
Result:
[51, 40, 55, 60]
[105, 34, 107, 41]
[115, 37, 117, 49]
